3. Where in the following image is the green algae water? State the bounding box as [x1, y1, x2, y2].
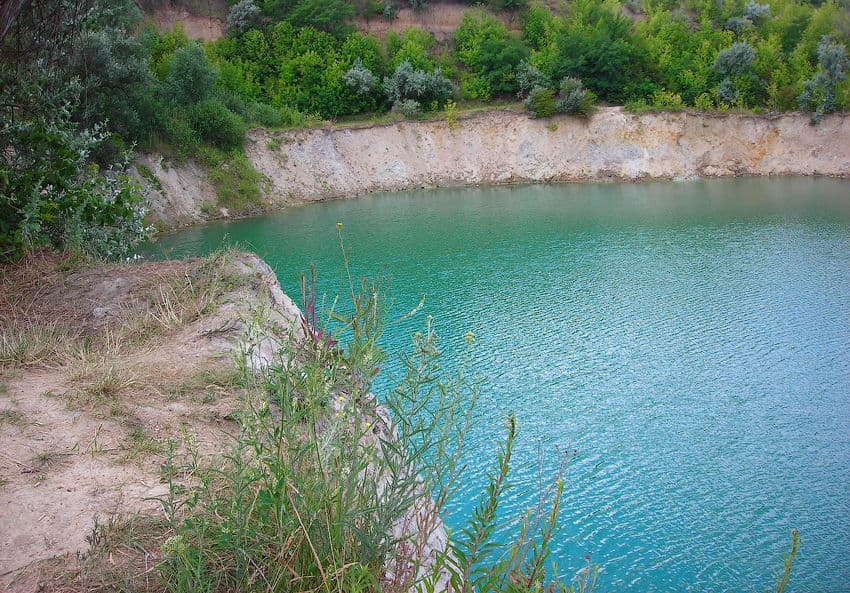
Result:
[148, 178, 850, 592]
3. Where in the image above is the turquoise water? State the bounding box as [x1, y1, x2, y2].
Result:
[148, 179, 850, 592]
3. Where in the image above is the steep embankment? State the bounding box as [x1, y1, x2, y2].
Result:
[143, 107, 850, 227]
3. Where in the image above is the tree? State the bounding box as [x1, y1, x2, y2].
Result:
[163, 43, 217, 106]
[799, 36, 850, 120]
[1, 0, 150, 259]
[227, 0, 262, 37]
[288, 0, 354, 36]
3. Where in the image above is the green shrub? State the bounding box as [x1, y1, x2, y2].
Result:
[524, 86, 556, 118]
[189, 100, 246, 149]
[198, 147, 264, 213]
[163, 44, 217, 107]
[651, 89, 685, 110]
[694, 92, 715, 111]
[460, 72, 493, 100]
[163, 110, 200, 159]
[556, 76, 596, 116]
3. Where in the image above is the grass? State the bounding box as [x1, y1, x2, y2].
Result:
[0, 250, 239, 374]
[330, 99, 524, 129]
[0, 408, 30, 428]
[0, 320, 79, 369]
[31, 447, 75, 472]
[161, 366, 242, 405]
[197, 147, 267, 215]
[122, 427, 166, 462]
[137, 163, 163, 192]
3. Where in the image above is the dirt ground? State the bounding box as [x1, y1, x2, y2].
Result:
[147, 0, 227, 40]
[147, 0, 516, 42]
[357, 1, 519, 41]
[0, 251, 301, 591]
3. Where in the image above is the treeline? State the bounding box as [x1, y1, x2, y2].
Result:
[91, 0, 850, 156]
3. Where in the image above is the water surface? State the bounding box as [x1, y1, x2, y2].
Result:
[148, 178, 850, 592]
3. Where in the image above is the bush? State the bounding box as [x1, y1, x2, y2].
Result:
[163, 44, 218, 106]
[694, 92, 715, 111]
[189, 100, 246, 149]
[714, 42, 756, 77]
[288, 0, 355, 35]
[383, 2, 398, 20]
[650, 89, 685, 110]
[383, 60, 453, 109]
[198, 147, 264, 213]
[247, 102, 289, 127]
[799, 37, 850, 120]
[163, 109, 200, 158]
[715, 77, 739, 105]
[343, 58, 378, 95]
[460, 72, 492, 100]
[555, 76, 596, 116]
[226, 0, 261, 36]
[743, 1, 770, 23]
[393, 98, 421, 117]
[524, 86, 556, 118]
[516, 60, 551, 97]
[725, 17, 753, 36]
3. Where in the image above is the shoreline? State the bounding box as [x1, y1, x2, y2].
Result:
[140, 107, 850, 230]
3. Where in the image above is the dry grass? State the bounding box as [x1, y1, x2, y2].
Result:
[0, 407, 30, 428]
[0, 249, 244, 375]
[20, 515, 171, 593]
[159, 365, 242, 404]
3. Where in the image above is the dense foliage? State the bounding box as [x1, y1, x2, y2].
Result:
[166, 0, 849, 123]
[0, 0, 151, 260]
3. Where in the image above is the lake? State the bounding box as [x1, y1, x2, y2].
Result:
[147, 178, 850, 592]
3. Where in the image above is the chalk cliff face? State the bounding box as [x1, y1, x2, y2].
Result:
[145, 108, 850, 226]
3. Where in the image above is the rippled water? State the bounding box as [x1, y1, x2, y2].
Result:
[148, 178, 850, 592]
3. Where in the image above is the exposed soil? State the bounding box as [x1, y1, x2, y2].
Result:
[146, 0, 227, 40]
[0, 251, 301, 591]
[141, 108, 850, 229]
[357, 1, 519, 41]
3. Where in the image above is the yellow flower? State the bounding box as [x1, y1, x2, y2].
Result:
[336, 222, 343, 230]
[464, 331, 475, 345]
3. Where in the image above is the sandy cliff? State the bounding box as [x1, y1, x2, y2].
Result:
[145, 107, 850, 227]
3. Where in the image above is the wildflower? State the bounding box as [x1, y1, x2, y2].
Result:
[464, 331, 475, 345]
[161, 535, 187, 556]
[336, 221, 343, 230]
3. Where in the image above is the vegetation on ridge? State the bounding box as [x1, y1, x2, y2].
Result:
[3, 0, 849, 259]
